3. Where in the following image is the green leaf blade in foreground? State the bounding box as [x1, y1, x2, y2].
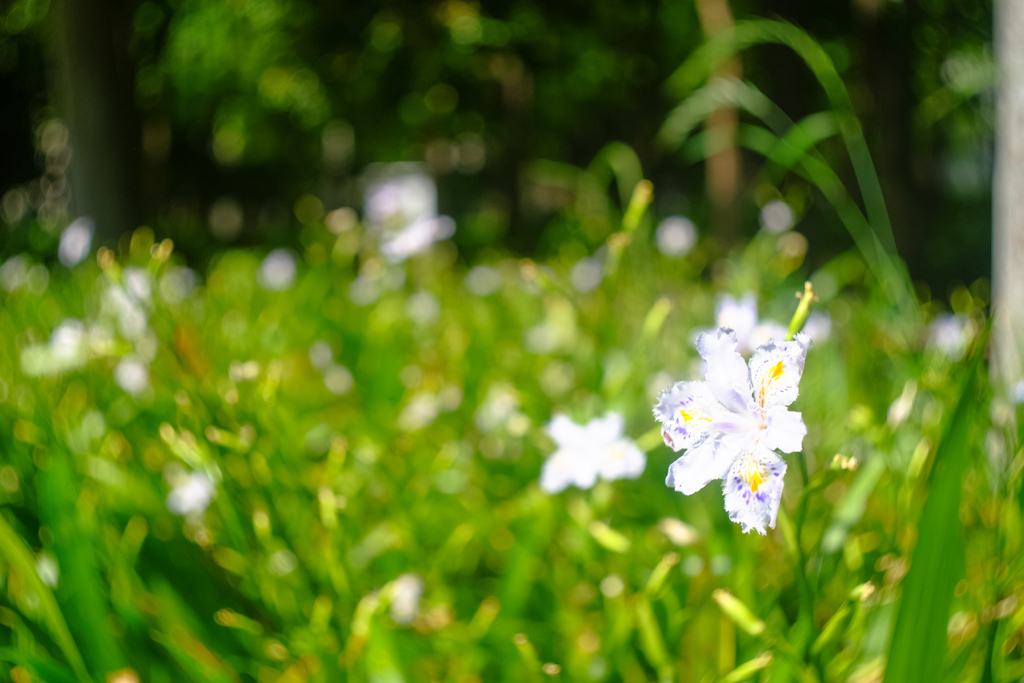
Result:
[883, 349, 983, 683]
[0, 511, 92, 683]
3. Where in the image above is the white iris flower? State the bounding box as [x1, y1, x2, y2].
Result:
[389, 572, 425, 625]
[654, 328, 811, 535]
[540, 413, 645, 494]
[166, 472, 216, 517]
[927, 313, 972, 361]
[364, 165, 455, 263]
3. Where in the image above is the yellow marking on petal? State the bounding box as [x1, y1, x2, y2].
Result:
[740, 454, 766, 493]
[679, 409, 711, 424]
[758, 360, 785, 408]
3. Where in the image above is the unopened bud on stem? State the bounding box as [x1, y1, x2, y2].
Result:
[786, 281, 817, 341]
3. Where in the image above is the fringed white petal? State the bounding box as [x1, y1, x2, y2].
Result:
[653, 380, 725, 451]
[696, 328, 755, 415]
[749, 333, 811, 410]
[665, 433, 739, 496]
[764, 407, 806, 453]
[722, 443, 787, 535]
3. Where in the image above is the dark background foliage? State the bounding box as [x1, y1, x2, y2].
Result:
[0, 0, 993, 286]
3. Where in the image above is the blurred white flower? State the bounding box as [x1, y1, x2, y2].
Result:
[325, 206, 357, 234]
[887, 380, 918, 428]
[928, 313, 972, 361]
[714, 294, 757, 347]
[103, 284, 149, 340]
[600, 574, 625, 598]
[166, 471, 216, 516]
[398, 393, 440, 431]
[655, 216, 697, 257]
[258, 249, 297, 291]
[122, 267, 153, 303]
[229, 360, 261, 382]
[381, 217, 455, 263]
[348, 275, 380, 306]
[540, 413, 646, 494]
[365, 165, 455, 263]
[407, 290, 441, 325]
[115, 357, 150, 395]
[36, 553, 59, 588]
[51, 319, 87, 362]
[323, 364, 354, 395]
[439, 384, 463, 411]
[366, 168, 436, 226]
[0, 255, 29, 291]
[58, 217, 94, 267]
[802, 310, 832, 343]
[759, 200, 795, 233]
[20, 319, 90, 376]
[525, 322, 559, 354]
[309, 341, 334, 370]
[571, 257, 604, 293]
[389, 572, 424, 625]
[654, 328, 810, 535]
[475, 383, 523, 432]
[465, 264, 501, 296]
[710, 293, 787, 354]
[158, 267, 197, 304]
[748, 322, 791, 351]
[1014, 380, 1024, 404]
[657, 517, 700, 546]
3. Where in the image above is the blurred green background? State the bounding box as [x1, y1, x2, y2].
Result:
[0, 1, 1019, 683]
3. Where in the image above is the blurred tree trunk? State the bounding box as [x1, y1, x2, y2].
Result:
[695, 0, 740, 243]
[50, 0, 139, 243]
[994, 0, 1024, 393]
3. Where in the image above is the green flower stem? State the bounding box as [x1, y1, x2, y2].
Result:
[605, 180, 654, 278]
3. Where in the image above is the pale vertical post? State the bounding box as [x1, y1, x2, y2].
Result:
[694, 0, 741, 243]
[994, 0, 1024, 394]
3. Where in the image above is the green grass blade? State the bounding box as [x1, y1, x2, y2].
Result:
[662, 77, 915, 321]
[662, 19, 918, 320]
[882, 347, 984, 683]
[38, 457, 125, 677]
[0, 512, 92, 683]
[0, 647, 79, 683]
[665, 19, 895, 251]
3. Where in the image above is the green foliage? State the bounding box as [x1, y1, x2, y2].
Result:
[0, 193, 1010, 682]
[0, 3, 1015, 683]
[884, 332, 985, 683]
